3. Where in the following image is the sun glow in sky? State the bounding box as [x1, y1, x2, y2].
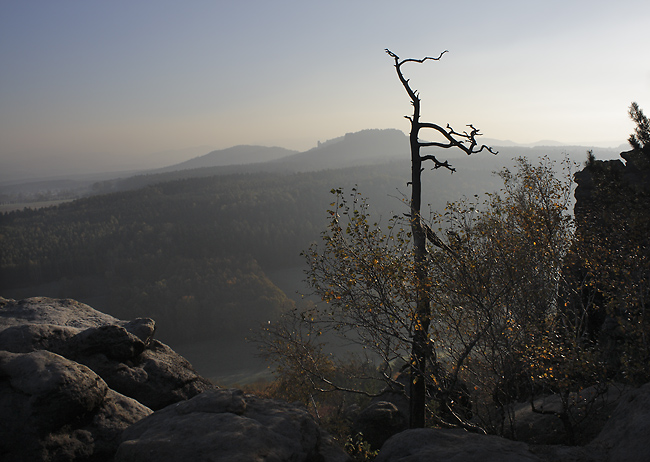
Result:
[1, 0, 649, 172]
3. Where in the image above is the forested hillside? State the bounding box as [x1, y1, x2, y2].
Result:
[153, 145, 299, 173]
[0, 163, 416, 346]
[0, 136, 614, 379]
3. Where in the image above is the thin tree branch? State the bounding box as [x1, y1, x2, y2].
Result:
[420, 155, 456, 172]
[385, 48, 449, 66]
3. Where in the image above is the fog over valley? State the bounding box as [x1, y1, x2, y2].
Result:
[0, 128, 626, 381]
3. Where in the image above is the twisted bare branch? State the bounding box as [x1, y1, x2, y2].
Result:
[385, 48, 449, 66]
[385, 48, 497, 169]
[386, 48, 497, 428]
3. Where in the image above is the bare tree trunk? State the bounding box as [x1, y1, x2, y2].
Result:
[410, 120, 430, 428]
[386, 49, 496, 428]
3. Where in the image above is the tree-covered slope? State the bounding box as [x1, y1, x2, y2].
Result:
[0, 164, 417, 344]
[0, 148, 575, 347]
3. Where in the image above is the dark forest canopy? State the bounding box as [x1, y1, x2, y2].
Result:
[0, 139, 622, 353]
[1, 163, 420, 345]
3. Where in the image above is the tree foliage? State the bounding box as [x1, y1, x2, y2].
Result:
[628, 102, 650, 153]
[258, 188, 413, 401]
[259, 156, 638, 442]
[428, 157, 600, 440]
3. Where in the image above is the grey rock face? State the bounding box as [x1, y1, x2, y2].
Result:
[0, 296, 214, 461]
[507, 384, 624, 445]
[0, 349, 151, 462]
[376, 428, 543, 462]
[375, 382, 650, 462]
[352, 401, 407, 450]
[0, 296, 350, 462]
[0, 296, 122, 328]
[0, 296, 215, 410]
[589, 382, 650, 462]
[115, 388, 350, 462]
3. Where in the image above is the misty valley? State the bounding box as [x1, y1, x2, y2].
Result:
[0, 129, 623, 383]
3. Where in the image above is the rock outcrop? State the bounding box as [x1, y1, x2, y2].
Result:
[0, 297, 215, 410]
[376, 428, 543, 462]
[376, 382, 650, 462]
[1, 296, 349, 462]
[0, 296, 215, 461]
[0, 349, 151, 461]
[506, 384, 625, 446]
[115, 388, 349, 462]
[588, 382, 650, 462]
[4, 295, 649, 462]
[351, 400, 407, 450]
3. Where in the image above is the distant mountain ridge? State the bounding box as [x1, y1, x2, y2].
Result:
[269, 128, 408, 170]
[155, 145, 298, 173]
[1, 128, 626, 204]
[155, 129, 408, 173]
[481, 138, 628, 149]
[85, 129, 411, 194]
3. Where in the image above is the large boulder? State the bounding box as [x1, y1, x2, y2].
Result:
[352, 401, 407, 450]
[115, 388, 350, 462]
[507, 384, 625, 445]
[0, 296, 215, 410]
[526, 383, 650, 461]
[375, 382, 650, 462]
[375, 428, 543, 462]
[0, 296, 216, 461]
[0, 349, 151, 462]
[588, 382, 650, 462]
[0, 296, 350, 461]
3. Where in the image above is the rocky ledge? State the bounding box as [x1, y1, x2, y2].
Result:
[375, 379, 650, 462]
[2, 296, 649, 462]
[0, 296, 348, 462]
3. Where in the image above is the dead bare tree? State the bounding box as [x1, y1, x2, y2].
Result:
[385, 48, 496, 428]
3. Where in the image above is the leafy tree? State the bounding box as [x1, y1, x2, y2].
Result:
[628, 102, 650, 153]
[429, 157, 606, 442]
[258, 189, 412, 400]
[259, 156, 625, 443]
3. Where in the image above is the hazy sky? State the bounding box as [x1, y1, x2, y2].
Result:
[2, 0, 649, 171]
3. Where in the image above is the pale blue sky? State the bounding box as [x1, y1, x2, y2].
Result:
[1, 0, 649, 170]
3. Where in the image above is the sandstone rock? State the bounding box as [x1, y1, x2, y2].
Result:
[0, 296, 122, 328]
[0, 297, 349, 461]
[375, 381, 650, 462]
[0, 296, 216, 460]
[375, 428, 543, 462]
[65, 324, 147, 361]
[123, 317, 156, 344]
[0, 322, 78, 353]
[352, 401, 407, 450]
[528, 444, 604, 462]
[0, 349, 151, 462]
[508, 384, 624, 445]
[588, 382, 650, 462]
[527, 383, 650, 461]
[0, 296, 215, 410]
[115, 388, 350, 462]
[80, 338, 217, 410]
